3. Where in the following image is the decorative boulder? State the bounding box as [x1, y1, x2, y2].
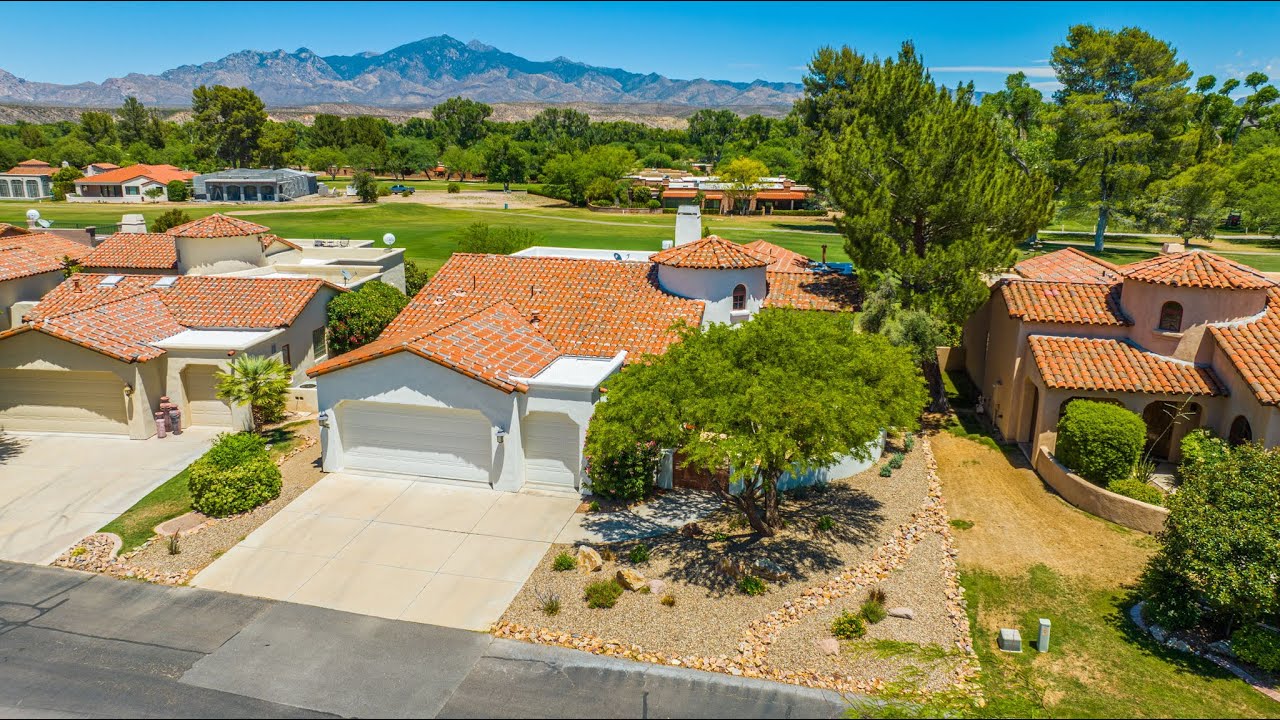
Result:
[679, 522, 703, 538]
[617, 568, 647, 591]
[887, 607, 916, 620]
[751, 558, 791, 582]
[577, 545, 603, 573]
[646, 579, 667, 595]
[816, 638, 839, 656]
[717, 557, 744, 580]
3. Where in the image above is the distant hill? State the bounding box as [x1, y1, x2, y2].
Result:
[0, 35, 803, 109]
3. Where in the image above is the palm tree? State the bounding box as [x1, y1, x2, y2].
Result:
[214, 355, 292, 432]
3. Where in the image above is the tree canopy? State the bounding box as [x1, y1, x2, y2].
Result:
[585, 310, 926, 535]
[191, 84, 268, 168]
[325, 280, 409, 355]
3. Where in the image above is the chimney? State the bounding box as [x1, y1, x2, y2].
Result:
[782, 176, 793, 190]
[530, 309, 542, 326]
[675, 205, 702, 246]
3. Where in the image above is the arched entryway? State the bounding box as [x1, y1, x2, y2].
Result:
[1229, 415, 1253, 446]
[1142, 401, 1202, 460]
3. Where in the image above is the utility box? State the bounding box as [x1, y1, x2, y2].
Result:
[998, 628, 1023, 653]
[1038, 618, 1051, 652]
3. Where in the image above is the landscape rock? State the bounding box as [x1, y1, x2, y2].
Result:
[646, 579, 667, 595]
[1150, 625, 1167, 643]
[1208, 640, 1235, 658]
[888, 607, 916, 620]
[717, 557, 744, 580]
[816, 638, 839, 656]
[679, 522, 703, 538]
[616, 568, 647, 591]
[576, 545, 603, 573]
[751, 557, 791, 582]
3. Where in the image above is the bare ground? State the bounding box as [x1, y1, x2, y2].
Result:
[931, 432, 1154, 584]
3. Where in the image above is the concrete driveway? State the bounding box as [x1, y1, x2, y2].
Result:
[192, 473, 581, 630]
[0, 429, 218, 564]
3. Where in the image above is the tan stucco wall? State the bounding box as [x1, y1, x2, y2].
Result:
[176, 235, 266, 275]
[0, 271, 63, 330]
[241, 289, 337, 385]
[1033, 446, 1169, 534]
[1121, 280, 1269, 362]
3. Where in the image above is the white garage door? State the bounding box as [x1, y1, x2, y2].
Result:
[183, 365, 233, 427]
[0, 369, 128, 435]
[523, 412, 581, 490]
[339, 401, 493, 484]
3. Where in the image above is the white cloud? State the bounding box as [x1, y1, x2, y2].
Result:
[728, 62, 762, 69]
[1031, 80, 1062, 91]
[929, 65, 1057, 78]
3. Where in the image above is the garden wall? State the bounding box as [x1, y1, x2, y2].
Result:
[586, 205, 664, 215]
[1033, 446, 1169, 534]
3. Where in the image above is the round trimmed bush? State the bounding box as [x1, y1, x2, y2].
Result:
[1107, 478, 1164, 506]
[1055, 401, 1146, 486]
[447, 182, 461, 194]
[188, 432, 282, 517]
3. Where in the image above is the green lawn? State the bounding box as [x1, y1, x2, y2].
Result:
[99, 423, 309, 554]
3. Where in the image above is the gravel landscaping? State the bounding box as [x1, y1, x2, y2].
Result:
[499, 436, 978, 698]
[54, 422, 323, 584]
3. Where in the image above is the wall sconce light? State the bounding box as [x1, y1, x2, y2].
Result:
[496, 428, 508, 445]
[123, 384, 134, 397]
[318, 410, 331, 429]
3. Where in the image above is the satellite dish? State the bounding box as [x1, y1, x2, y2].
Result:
[25, 209, 40, 222]
[382, 233, 396, 246]
[613, 252, 623, 261]
[37, 219, 51, 228]
[340, 270, 352, 286]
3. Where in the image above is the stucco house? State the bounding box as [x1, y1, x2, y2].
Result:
[68, 164, 194, 203]
[649, 175, 817, 214]
[0, 160, 56, 200]
[193, 168, 319, 202]
[83, 213, 406, 291]
[961, 246, 1280, 464]
[0, 274, 341, 438]
[308, 232, 858, 495]
[0, 226, 90, 330]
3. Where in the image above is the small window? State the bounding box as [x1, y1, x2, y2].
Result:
[732, 283, 748, 311]
[1229, 415, 1253, 446]
[125, 185, 140, 196]
[312, 327, 327, 358]
[281, 344, 292, 368]
[1158, 301, 1183, 332]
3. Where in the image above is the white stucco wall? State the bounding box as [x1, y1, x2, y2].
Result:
[0, 270, 63, 331]
[656, 265, 766, 326]
[175, 235, 267, 275]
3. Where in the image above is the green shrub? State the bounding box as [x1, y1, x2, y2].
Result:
[552, 552, 576, 571]
[904, 435, 916, 452]
[737, 575, 767, 596]
[770, 209, 827, 217]
[646, 198, 662, 209]
[325, 280, 409, 355]
[166, 180, 190, 201]
[816, 515, 836, 532]
[585, 440, 661, 501]
[353, 171, 379, 203]
[1231, 625, 1280, 672]
[447, 182, 461, 194]
[1179, 428, 1228, 475]
[888, 453, 905, 470]
[403, 259, 430, 298]
[628, 544, 650, 564]
[879, 465, 893, 478]
[949, 519, 975, 530]
[455, 221, 540, 255]
[585, 579, 624, 608]
[1107, 478, 1164, 506]
[831, 610, 867, 639]
[187, 435, 281, 518]
[660, 592, 676, 607]
[588, 500, 601, 512]
[540, 592, 562, 616]
[151, 208, 192, 233]
[1055, 401, 1146, 486]
[861, 599, 887, 624]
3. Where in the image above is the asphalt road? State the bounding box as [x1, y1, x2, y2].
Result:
[0, 562, 849, 718]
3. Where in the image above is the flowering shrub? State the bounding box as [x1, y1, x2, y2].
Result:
[585, 439, 661, 501]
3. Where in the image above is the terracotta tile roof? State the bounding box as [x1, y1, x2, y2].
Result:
[311, 253, 705, 384]
[651, 235, 769, 269]
[165, 213, 270, 239]
[1028, 335, 1225, 396]
[83, 233, 177, 270]
[744, 240, 812, 273]
[763, 270, 860, 312]
[1121, 250, 1275, 290]
[73, 163, 194, 186]
[1015, 247, 1120, 284]
[311, 301, 561, 392]
[0, 231, 88, 264]
[0, 247, 63, 283]
[15, 274, 339, 362]
[1209, 289, 1280, 405]
[86, 163, 120, 170]
[3, 159, 55, 176]
[754, 190, 811, 200]
[1000, 280, 1129, 326]
[261, 233, 302, 252]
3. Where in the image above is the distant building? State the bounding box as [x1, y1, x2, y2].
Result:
[69, 164, 195, 203]
[193, 168, 319, 202]
[83, 162, 121, 177]
[628, 172, 818, 215]
[0, 160, 56, 200]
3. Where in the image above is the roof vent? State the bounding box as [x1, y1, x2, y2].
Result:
[451, 288, 466, 297]
[153, 275, 178, 288]
[98, 275, 124, 287]
[432, 295, 446, 305]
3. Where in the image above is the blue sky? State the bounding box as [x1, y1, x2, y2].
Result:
[5, 2, 1278, 96]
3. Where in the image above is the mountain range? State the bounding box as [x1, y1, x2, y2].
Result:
[0, 35, 802, 109]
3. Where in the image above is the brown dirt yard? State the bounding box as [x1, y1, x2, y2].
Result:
[932, 432, 1154, 583]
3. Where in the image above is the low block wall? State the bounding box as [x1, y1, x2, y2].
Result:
[587, 205, 664, 215]
[1033, 446, 1169, 534]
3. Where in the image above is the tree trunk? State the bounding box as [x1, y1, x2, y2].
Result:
[924, 359, 949, 413]
[712, 476, 777, 537]
[1094, 161, 1111, 253]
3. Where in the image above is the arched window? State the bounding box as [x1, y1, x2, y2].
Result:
[1158, 301, 1183, 332]
[732, 283, 747, 311]
[1229, 415, 1253, 446]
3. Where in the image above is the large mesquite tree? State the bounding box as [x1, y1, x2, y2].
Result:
[585, 311, 926, 536]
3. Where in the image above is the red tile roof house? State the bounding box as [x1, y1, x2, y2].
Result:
[68, 164, 195, 203]
[0, 225, 90, 330]
[82, 213, 407, 291]
[961, 246, 1280, 465]
[306, 232, 859, 494]
[0, 159, 57, 200]
[0, 274, 342, 438]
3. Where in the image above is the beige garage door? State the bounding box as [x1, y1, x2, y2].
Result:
[0, 369, 128, 435]
[339, 401, 493, 484]
[183, 365, 233, 427]
[523, 412, 581, 490]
